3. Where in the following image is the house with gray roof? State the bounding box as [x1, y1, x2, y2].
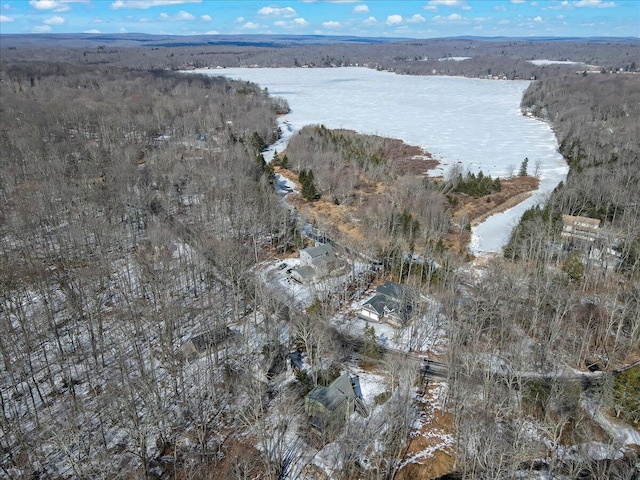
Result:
[305, 373, 367, 437]
[358, 281, 414, 328]
[300, 243, 336, 273]
[291, 243, 337, 284]
[179, 327, 235, 361]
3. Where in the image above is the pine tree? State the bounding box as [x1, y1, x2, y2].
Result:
[362, 323, 382, 360]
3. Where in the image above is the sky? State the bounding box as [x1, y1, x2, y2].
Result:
[0, 0, 638, 38]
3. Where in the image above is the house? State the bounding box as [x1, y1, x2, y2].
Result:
[561, 215, 601, 243]
[291, 243, 337, 284]
[290, 265, 316, 284]
[179, 327, 234, 361]
[305, 373, 367, 436]
[358, 281, 414, 328]
[300, 244, 336, 273]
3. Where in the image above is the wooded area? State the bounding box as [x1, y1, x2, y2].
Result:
[1, 35, 639, 479]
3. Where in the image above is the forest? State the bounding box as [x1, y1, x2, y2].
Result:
[1, 35, 639, 480]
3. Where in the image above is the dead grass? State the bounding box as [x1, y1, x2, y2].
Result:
[396, 383, 457, 480]
[446, 175, 540, 251]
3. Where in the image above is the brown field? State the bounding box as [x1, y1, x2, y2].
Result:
[446, 175, 540, 252]
[396, 383, 457, 480]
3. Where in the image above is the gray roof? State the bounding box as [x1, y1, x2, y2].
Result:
[375, 281, 409, 301]
[291, 265, 316, 281]
[302, 243, 335, 260]
[189, 327, 233, 353]
[362, 294, 398, 316]
[307, 373, 356, 412]
[289, 351, 304, 370]
[362, 281, 414, 323]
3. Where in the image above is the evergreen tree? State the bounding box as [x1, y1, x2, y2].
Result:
[362, 323, 382, 360]
[299, 168, 319, 201]
[519, 157, 529, 177]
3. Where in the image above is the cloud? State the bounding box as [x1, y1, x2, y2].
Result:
[322, 20, 341, 28]
[200, 14, 210, 21]
[84, 29, 101, 33]
[241, 21, 260, 29]
[235, 16, 244, 23]
[424, 0, 469, 9]
[205, 29, 219, 34]
[0, 14, 14, 22]
[110, 0, 201, 10]
[44, 14, 65, 24]
[510, 0, 526, 3]
[574, 0, 617, 7]
[32, 24, 52, 32]
[275, 17, 308, 28]
[406, 13, 425, 23]
[257, 6, 297, 17]
[119, 27, 126, 32]
[386, 14, 402, 25]
[433, 12, 462, 21]
[352, 4, 368, 13]
[29, 0, 70, 12]
[533, 15, 542, 21]
[176, 10, 194, 20]
[426, 0, 462, 6]
[547, 0, 569, 9]
[363, 15, 376, 25]
[494, 4, 506, 10]
[159, 10, 195, 20]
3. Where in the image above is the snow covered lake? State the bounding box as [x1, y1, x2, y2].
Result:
[193, 67, 568, 254]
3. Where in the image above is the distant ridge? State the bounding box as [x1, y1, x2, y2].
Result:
[445, 35, 639, 43]
[2, 33, 637, 50]
[0, 33, 412, 49]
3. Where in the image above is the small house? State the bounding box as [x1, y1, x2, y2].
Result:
[305, 373, 367, 436]
[179, 327, 234, 361]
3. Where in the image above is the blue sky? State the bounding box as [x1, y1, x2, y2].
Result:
[0, 0, 638, 37]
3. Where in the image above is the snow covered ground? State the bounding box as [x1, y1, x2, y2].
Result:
[192, 67, 568, 254]
[528, 59, 588, 66]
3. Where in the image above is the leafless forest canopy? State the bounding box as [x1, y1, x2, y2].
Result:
[0, 35, 639, 479]
[2, 34, 639, 79]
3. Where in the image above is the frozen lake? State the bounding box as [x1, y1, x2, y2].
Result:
[192, 67, 568, 254]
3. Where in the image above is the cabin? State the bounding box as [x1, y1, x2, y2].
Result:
[179, 327, 234, 361]
[305, 373, 367, 437]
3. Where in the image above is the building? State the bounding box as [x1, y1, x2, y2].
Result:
[305, 373, 367, 437]
[179, 327, 234, 361]
[358, 281, 414, 328]
[300, 243, 337, 273]
[561, 215, 601, 243]
[291, 243, 337, 284]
